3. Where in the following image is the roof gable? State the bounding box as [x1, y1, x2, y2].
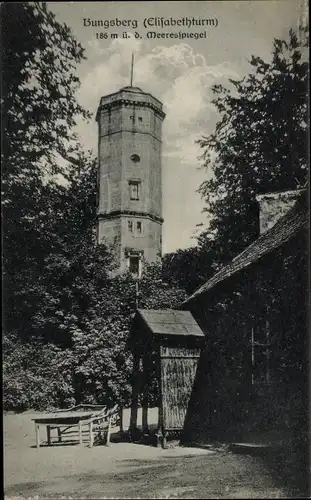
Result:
[183, 197, 307, 305]
[136, 309, 204, 337]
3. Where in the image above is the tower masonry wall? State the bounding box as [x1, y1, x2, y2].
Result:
[98, 217, 122, 260]
[96, 86, 165, 270]
[120, 131, 162, 218]
[98, 132, 123, 213]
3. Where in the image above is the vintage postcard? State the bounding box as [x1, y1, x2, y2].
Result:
[2, 1, 309, 498]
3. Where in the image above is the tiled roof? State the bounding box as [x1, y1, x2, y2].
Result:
[136, 309, 204, 337]
[182, 198, 308, 306]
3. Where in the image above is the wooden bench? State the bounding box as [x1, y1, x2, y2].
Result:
[32, 404, 119, 448]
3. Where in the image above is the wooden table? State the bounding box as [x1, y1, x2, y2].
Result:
[32, 411, 93, 448]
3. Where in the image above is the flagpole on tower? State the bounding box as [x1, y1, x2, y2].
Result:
[130, 53, 134, 87]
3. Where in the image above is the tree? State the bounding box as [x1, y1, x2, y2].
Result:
[162, 246, 221, 294]
[137, 261, 188, 309]
[1, 2, 92, 341]
[197, 28, 309, 264]
[2, 146, 105, 345]
[1, 2, 89, 183]
[70, 262, 188, 408]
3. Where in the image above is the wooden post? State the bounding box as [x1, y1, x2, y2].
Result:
[89, 420, 93, 448]
[119, 405, 124, 434]
[35, 422, 40, 448]
[157, 350, 164, 448]
[156, 412, 163, 448]
[46, 425, 51, 446]
[142, 354, 149, 434]
[79, 421, 83, 446]
[57, 428, 62, 443]
[106, 415, 112, 446]
[129, 352, 141, 438]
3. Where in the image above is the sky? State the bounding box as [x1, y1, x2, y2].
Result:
[48, 0, 302, 254]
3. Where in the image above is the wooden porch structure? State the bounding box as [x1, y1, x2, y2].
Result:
[129, 309, 205, 447]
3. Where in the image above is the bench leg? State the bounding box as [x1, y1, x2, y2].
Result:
[156, 430, 162, 448]
[35, 423, 40, 448]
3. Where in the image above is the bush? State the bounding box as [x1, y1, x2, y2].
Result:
[3, 339, 75, 411]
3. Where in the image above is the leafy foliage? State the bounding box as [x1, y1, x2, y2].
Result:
[197, 28, 308, 264]
[3, 334, 75, 411]
[1, 2, 89, 180]
[2, 2, 92, 343]
[3, 258, 188, 411]
[69, 263, 188, 409]
[162, 246, 224, 294]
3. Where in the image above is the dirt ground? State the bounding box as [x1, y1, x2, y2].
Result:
[3, 409, 298, 499]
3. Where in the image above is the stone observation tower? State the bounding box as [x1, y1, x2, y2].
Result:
[96, 72, 166, 276]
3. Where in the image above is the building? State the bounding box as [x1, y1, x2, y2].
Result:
[180, 190, 308, 447]
[96, 85, 165, 276]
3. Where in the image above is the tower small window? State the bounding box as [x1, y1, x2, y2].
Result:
[137, 221, 142, 234]
[130, 154, 140, 163]
[138, 116, 143, 122]
[129, 256, 139, 276]
[128, 220, 133, 232]
[129, 181, 141, 200]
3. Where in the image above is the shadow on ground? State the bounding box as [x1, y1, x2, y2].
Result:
[5, 450, 293, 499]
[259, 442, 310, 498]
